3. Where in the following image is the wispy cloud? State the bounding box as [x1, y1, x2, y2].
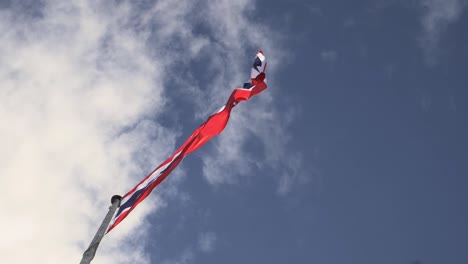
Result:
[198, 231, 217, 253]
[121, 0, 304, 194]
[141, 0, 307, 224]
[161, 248, 195, 264]
[277, 152, 307, 195]
[419, 0, 466, 65]
[170, 1, 306, 195]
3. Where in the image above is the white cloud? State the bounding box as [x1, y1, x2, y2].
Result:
[419, 0, 466, 65]
[0, 1, 174, 263]
[198, 231, 217, 253]
[0, 0, 304, 263]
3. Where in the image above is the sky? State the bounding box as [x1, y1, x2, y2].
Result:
[0, 0, 467, 264]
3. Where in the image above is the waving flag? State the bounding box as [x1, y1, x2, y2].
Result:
[107, 51, 267, 233]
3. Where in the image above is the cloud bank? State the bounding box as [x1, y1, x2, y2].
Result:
[0, 1, 179, 263]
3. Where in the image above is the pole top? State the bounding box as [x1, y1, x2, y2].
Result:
[111, 195, 122, 206]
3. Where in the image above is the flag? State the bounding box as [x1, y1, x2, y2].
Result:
[107, 51, 267, 233]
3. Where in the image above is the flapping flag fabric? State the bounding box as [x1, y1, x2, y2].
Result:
[107, 51, 267, 233]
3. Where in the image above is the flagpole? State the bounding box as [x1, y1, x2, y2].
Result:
[80, 195, 122, 264]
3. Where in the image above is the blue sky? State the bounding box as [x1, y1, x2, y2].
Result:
[148, 1, 468, 264]
[1, 0, 467, 264]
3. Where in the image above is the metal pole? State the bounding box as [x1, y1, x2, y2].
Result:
[80, 195, 122, 264]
